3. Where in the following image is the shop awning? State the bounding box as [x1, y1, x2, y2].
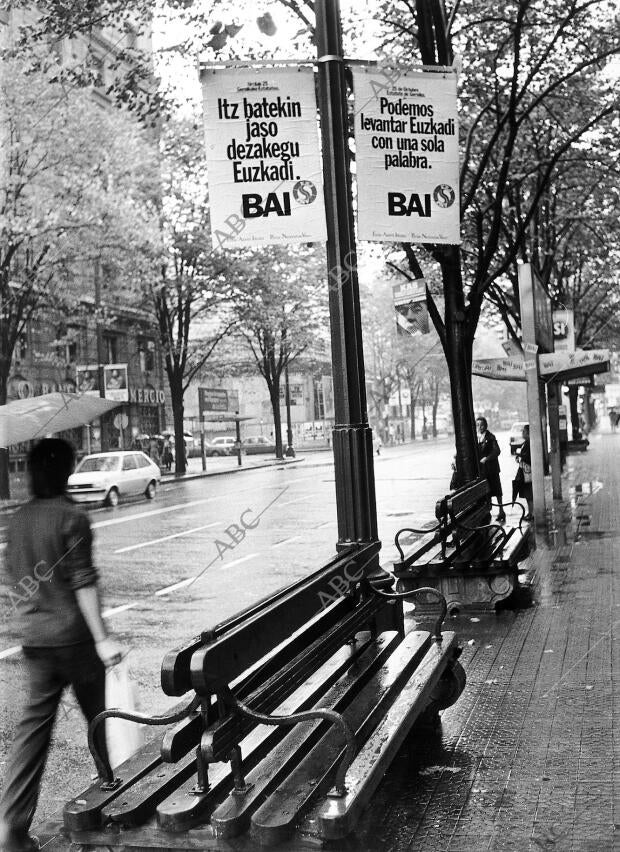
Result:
[0, 392, 121, 448]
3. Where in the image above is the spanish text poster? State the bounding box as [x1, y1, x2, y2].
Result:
[353, 67, 460, 244]
[201, 66, 326, 248]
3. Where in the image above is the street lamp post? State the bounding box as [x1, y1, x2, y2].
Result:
[284, 363, 296, 457]
[316, 0, 379, 555]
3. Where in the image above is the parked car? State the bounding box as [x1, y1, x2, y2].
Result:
[66, 451, 161, 507]
[509, 421, 528, 454]
[243, 435, 277, 455]
[204, 436, 239, 457]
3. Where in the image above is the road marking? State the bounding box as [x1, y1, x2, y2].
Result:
[114, 522, 221, 554]
[155, 578, 195, 596]
[220, 553, 257, 570]
[272, 536, 301, 548]
[0, 646, 21, 660]
[92, 498, 220, 530]
[316, 521, 335, 528]
[279, 496, 314, 507]
[102, 603, 139, 617]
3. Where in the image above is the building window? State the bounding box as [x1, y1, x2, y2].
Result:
[139, 339, 156, 373]
[104, 335, 118, 363]
[55, 324, 78, 364]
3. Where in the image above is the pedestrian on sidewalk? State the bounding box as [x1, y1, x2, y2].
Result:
[515, 424, 534, 520]
[476, 416, 506, 522]
[0, 439, 124, 852]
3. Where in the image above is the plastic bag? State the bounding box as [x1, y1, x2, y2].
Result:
[105, 656, 144, 768]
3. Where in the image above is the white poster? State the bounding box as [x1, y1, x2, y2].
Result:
[201, 66, 326, 248]
[472, 358, 526, 382]
[353, 67, 460, 244]
[103, 364, 128, 402]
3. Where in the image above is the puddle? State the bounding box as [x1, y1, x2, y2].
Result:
[575, 529, 619, 540]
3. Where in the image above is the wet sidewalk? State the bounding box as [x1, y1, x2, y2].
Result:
[350, 430, 618, 851]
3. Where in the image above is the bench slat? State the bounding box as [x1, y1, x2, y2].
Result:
[250, 629, 432, 845]
[63, 739, 163, 832]
[207, 631, 404, 839]
[315, 633, 458, 840]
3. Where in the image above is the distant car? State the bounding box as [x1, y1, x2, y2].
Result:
[243, 435, 277, 455]
[509, 421, 528, 454]
[204, 436, 239, 457]
[66, 451, 161, 507]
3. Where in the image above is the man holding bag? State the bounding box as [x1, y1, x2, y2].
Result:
[0, 439, 124, 852]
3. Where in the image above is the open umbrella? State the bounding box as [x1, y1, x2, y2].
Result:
[0, 392, 121, 448]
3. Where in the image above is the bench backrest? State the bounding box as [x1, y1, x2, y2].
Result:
[161, 543, 380, 697]
[446, 478, 490, 519]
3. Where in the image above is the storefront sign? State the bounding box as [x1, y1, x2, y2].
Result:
[552, 309, 575, 353]
[129, 386, 165, 405]
[353, 67, 460, 244]
[201, 66, 326, 247]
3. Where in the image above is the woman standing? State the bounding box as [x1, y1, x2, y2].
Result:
[516, 424, 534, 520]
[476, 416, 506, 522]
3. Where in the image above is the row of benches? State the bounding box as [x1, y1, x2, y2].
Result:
[62, 479, 531, 850]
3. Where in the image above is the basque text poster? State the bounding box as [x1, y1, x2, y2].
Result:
[202, 66, 326, 248]
[353, 68, 460, 244]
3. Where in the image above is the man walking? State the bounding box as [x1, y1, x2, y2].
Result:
[476, 416, 506, 522]
[0, 439, 123, 852]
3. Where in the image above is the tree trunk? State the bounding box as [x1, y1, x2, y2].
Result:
[440, 247, 479, 485]
[409, 396, 416, 439]
[0, 370, 9, 498]
[270, 385, 283, 459]
[169, 373, 187, 474]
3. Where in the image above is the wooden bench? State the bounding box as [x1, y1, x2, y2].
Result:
[392, 479, 532, 613]
[63, 545, 465, 849]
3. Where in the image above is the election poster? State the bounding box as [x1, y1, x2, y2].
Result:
[201, 66, 326, 248]
[352, 67, 460, 244]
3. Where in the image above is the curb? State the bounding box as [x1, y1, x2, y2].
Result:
[160, 454, 305, 484]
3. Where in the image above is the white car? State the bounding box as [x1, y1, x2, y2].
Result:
[509, 421, 528, 454]
[66, 451, 161, 507]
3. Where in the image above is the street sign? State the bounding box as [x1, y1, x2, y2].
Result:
[113, 412, 129, 430]
[198, 387, 229, 417]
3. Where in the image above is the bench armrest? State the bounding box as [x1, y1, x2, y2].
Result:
[369, 584, 447, 641]
[394, 523, 440, 562]
[220, 685, 357, 797]
[88, 695, 201, 787]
